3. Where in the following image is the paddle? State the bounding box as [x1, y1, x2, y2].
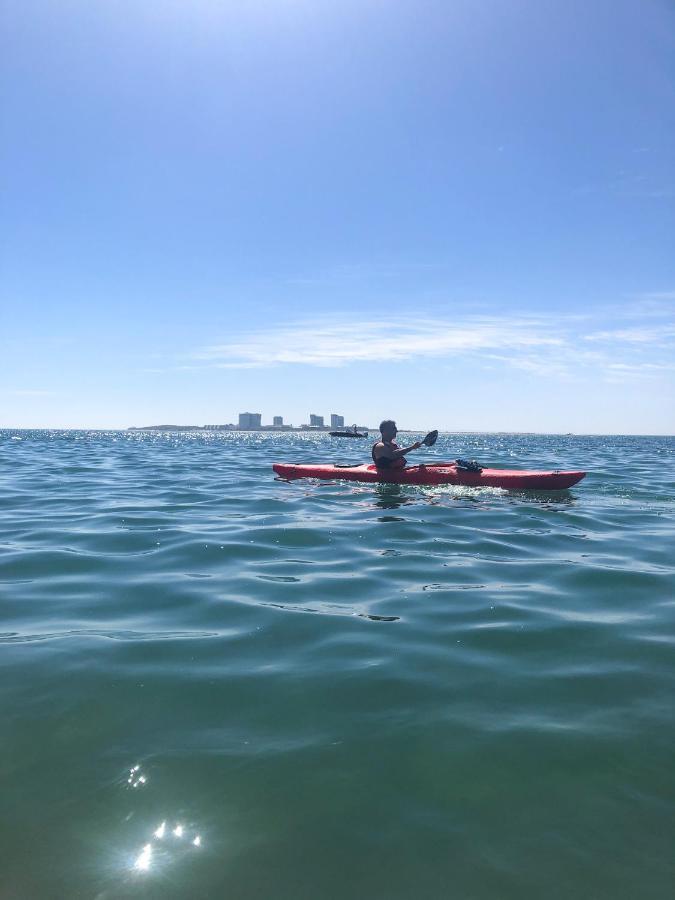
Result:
[402, 429, 439, 471]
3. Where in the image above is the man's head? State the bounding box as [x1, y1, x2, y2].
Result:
[379, 419, 397, 441]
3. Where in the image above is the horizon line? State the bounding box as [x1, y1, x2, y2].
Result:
[2, 427, 674, 438]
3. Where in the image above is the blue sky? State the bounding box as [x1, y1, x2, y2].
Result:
[1, 0, 674, 433]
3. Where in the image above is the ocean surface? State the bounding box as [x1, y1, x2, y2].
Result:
[1, 430, 674, 900]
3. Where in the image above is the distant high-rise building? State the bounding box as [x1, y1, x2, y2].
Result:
[238, 412, 262, 429]
[309, 414, 324, 427]
[330, 414, 344, 428]
[273, 416, 283, 426]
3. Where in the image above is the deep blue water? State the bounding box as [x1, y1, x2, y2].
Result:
[1, 430, 674, 899]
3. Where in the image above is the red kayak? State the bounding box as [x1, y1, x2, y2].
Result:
[273, 462, 586, 490]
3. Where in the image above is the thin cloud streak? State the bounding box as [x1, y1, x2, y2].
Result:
[5, 389, 57, 397]
[192, 316, 565, 369]
[185, 306, 675, 383]
[585, 325, 675, 343]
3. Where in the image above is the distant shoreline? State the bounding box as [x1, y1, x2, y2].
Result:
[2, 428, 673, 437]
[114, 428, 672, 437]
[126, 425, 370, 433]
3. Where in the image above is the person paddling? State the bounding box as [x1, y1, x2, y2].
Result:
[372, 420, 422, 469]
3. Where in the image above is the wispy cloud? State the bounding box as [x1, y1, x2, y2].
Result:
[5, 389, 57, 397]
[182, 301, 675, 383]
[192, 316, 564, 369]
[639, 291, 675, 301]
[585, 325, 675, 344]
[573, 172, 674, 200]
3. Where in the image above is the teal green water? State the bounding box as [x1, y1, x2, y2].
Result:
[1, 430, 674, 899]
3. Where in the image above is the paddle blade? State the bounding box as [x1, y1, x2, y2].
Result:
[423, 429, 438, 446]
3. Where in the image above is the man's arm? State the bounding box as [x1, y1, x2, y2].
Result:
[389, 441, 422, 459]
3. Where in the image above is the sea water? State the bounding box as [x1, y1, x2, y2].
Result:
[1, 430, 673, 899]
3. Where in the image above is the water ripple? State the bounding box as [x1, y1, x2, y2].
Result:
[1, 429, 674, 898]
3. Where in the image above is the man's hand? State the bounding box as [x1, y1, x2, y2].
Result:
[412, 441, 422, 450]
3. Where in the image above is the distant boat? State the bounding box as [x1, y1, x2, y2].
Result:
[329, 430, 368, 438]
